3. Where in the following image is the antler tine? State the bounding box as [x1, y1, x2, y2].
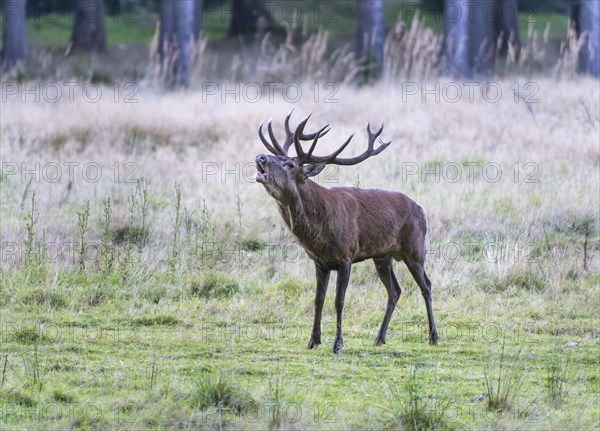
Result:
[306, 126, 331, 159]
[282, 109, 295, 153]
[321, 133, 355, 162]
[259, 121, 285, 156]
[293, 114, 335, 160]
[372, 121, 390, 148]
[366, 121, 384, 146]
[298, 113, 328, 139]
[295, 132, 355, 165]
[284, 109, 294, 136]
[267, 120, 286, 155]
[323, 121, 391, 166]
[293, 116, 311, 159]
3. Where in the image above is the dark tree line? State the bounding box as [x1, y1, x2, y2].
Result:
[442, 0, 520, 77]
[569, 0, 600, 77]
[2, 0, 27, 71]
[356, 0, 384, 79]
[2, 0, 599, 78]
[71, 0, 106, 52]
[158, 0, 199, 87]
[442, 0, 598, 77]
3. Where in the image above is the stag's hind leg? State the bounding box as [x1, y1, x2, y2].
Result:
[404, 258, 439, 345]
[373, 257, 402, 346]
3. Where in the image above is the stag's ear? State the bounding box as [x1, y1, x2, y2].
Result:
[301, 162, 327, 180]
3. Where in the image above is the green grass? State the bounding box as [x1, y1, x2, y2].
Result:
[0, 257, 597, 429]
[15, 13, 157, 48]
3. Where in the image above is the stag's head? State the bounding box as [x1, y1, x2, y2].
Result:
[255, 112, 391, 204]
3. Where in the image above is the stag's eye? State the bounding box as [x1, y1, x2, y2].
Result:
[283, 162, 294, 169]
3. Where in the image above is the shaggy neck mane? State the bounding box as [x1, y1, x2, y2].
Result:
[278, 180, 329, 248]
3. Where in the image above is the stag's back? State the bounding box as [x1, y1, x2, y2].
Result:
[293, 181, 427, 264]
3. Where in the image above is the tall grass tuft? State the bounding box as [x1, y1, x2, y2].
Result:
[483, 339, 525, 411]
[386, 369, 453, 431]
[98, 198, 115, 274]
[255, 26, 360, 83]
[545, 353, 572, 408]
[267, 375, 286, 430]
[384, 13, 442, 81]
[22, 345, 43, 391]
[23, 191, 39, 268]
[147, 20, 208, 88]
[76, 201, 90, 272]
[170, 182, 183, 269]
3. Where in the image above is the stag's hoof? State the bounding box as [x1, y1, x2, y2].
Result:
[332, 337, 344, 354]
[429, 332, 439, 346]
[307, 337, 320, 349]
[374, 336, 386, 347]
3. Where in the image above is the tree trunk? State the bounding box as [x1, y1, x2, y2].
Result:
[495, 0, 521, 53]
[194, 0, 203, 40]
[159, 0, 175, 65]
[577, 0, 600, 77]
[71, 0, 106, 52]
[174, 0, 194, 87]
[443, 0, 470, 77]
[228, 0, 274, 37]
[470, 0, 496, 75]
[443, 0, 514, 77]
[2, 0, 27, 71]
[356, 0, 384, 77]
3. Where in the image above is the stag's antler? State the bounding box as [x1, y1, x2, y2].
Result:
[258, 112, 391, 165]
[259, 110, 330, 156]
[308, 122, 391, 166]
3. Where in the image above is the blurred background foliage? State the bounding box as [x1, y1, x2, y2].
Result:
[0, 0, 598, 87]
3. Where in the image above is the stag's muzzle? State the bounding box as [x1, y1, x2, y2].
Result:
[255, 154, 268, 183]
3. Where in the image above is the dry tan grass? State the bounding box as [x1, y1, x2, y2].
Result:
[1, 79, 598, 287]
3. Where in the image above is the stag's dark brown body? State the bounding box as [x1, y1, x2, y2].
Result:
[276, 182, 427, 266]
[256, 113, 438, 353]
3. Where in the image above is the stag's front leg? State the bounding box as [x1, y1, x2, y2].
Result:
[332, 261, 351, 354]
[308, 262, 331, 349]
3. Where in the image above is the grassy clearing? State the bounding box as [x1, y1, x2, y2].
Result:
[0, 79, 599, 429]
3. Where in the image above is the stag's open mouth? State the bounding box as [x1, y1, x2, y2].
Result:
[256, 162, 267, 183]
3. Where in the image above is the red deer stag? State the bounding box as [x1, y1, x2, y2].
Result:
[255, 112, 438, 354]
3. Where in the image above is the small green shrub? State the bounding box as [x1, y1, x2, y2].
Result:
[138, 284, 168, 304]
[133, 314, 181, 326]
[52, 387, 74, 403]
[240, 238, 265, 252]
[187, 371, 254, 413]
[272, 276, 305, 297]
[112, 225, 148, 246]
[1, 388, 36, 407]
[11, 327, 48, 344]
[489, 272, 545, 293]
[191, 272, 239, 299]
[20, 288, 67, 308]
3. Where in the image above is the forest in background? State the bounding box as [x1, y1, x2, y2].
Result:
[1, 0, 599, 87]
